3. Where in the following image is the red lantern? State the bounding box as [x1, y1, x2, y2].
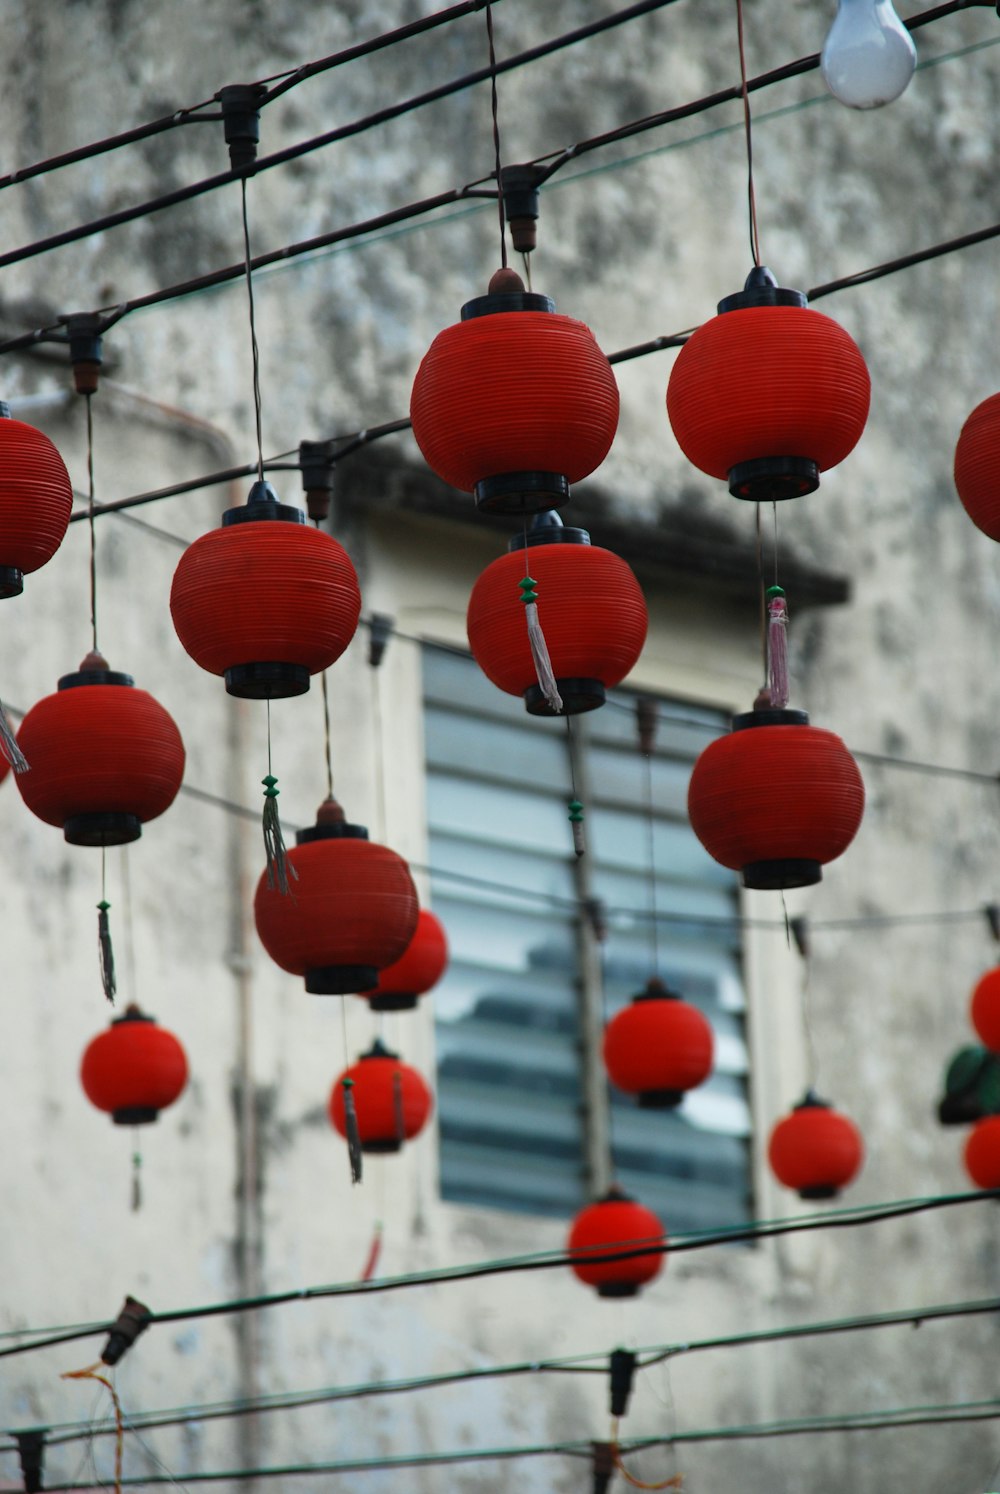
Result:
[0, 406, 73, 598]
[603, 977, 714, 1107]
[970, 967, 1000, 1053]
[329, 1039, 433, 1152]
[170, 480, 361, 699]
[16, 651, 185, 845]
[566, 1186, 666, 1298]
[254, 797, 419, 994]
[410, 269, 619, 514]
[954, 394, 1000, 540]
[667, 267, 870, 502]
[81, 1004, 188, 1124]
[964, 1115, 1000, 1189]
[466, 512, 647, 715]
[768, 1092, 863, 1199]
[361, 908, 448, 1012]
[687, 706, 864, 889]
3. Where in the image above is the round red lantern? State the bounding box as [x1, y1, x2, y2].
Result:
[0, 404, 73, 598]
[964, 1114, 1000, 1189]
[410, 269, 619, 514]
[361, 908, 448, 1012]
[81, 1004, 188, 1125]
[254, 797, 419, 994]
[687, 706, 864, 889]
[768, 1091, 863, 1199]
[566, 1185, 666, 1298]
[329, 1038, 433, 1153]
[170, 480, 361, 699]
[667, 266, 870, 502]
[16, 651, 185, 845]
[970, 967, 1000, 1053]
[603, 977, 714, 1107]
[954, 394, 1000, 540]
[466, 511, 647, 715]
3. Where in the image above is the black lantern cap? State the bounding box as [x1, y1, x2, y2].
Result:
[222, 479, 305, 528]
[506, 510, 591, 552]
[717, 265, 807, 314]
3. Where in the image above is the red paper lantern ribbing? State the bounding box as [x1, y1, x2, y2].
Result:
[0, 405, 73, 598]
[667, 266, 870, 502]
[410, 269, 619, 514]
[970, 967, 1000, 1053]
[687, 706, 864, 890]
[329, 1039, 433, 1153]
[603, 977, 714, 1108]
[467, 511, 647, 715]
[954, 394, 1000, 541]
[170, 480, 361, 699]
[16, 651, 185, 845]
[254, 797, 419, 994]
[361, 908, 448, 1012]
[964, 1114, 1000, 1189]
[567, 1186, 665, 1298]
[81, 1004, 188, 1125]
[768, 1092, 863, 1199]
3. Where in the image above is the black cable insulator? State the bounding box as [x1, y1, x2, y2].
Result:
[15, 1431, 44, 1493]
[609, 1348, 637, 1418]
[217, 84, 267, 171]
[368, 613, 395, 669]
[500, 163, 543, 254]
[100, 1295, 152, 1366]
[298, 438, 336, 522]
[790, 915, 810, 960]
[62, 312, 105, 396]
[985, 903, 1000, 943]
[592, 1438, 616, 1494]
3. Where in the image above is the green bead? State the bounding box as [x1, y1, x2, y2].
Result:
[519, 576, 538, 605]
[97, 899, 111, 913]
[262, 775, 279, 798]
[765, 584, 786, 600]
[568, 799, 584, 823]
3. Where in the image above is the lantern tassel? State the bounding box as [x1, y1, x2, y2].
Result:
[0, 698, 27, 774]
[341, 1077, 363, 1185]
[262, 775, 297, 897]
[766, 585, 789, 709]
[569, 798, 586, 857]
[519, 576, 563, 714]
[360, 1220, 383, 1282]
[97, 899, 116, 1004]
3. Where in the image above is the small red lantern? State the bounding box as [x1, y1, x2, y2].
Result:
[81, 1004, 188, 1124]
[687, 706, 864, 889]
[410, 268, 619, 514]
[566, 1185, 666, 1298]
[16, 651, 185, 845]
[954, 394, 1000, 541]
[0, 405, 73, 598]
[329, 1038, 433, 1153]
[964, 1114, 1000, 1189]
[667, 266, 870, 502]
[361, 908, 448, 1012]
[466, 511, 647, 715]
[170, 480, 361, 699]
[970, 967, 1000, 1053]
[254, 797, 419, 993]
[768, 1091, 863, 1199]
[603, 977, 714, 1107]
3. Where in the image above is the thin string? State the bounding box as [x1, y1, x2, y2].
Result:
[86, 391, 98, 652]
[370, 661, 388, 841]
[485, 2, 508, 267]
[772, 500, 779, 587]
[240, 176, 265, 482]
[644, 748, 660, 976]
[120, 844, 138, 1002]
[755, 503, 767, 690]
[320, 670, 334, 801]
[521, 250, 532, 289]
[61, 1363, 125, 1494]
[735, 0, 761, 267]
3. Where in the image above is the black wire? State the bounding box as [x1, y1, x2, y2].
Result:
[485, 1, 508, 267]
[239, 178, 266, 483]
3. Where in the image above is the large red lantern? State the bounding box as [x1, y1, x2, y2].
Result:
[970, 967, 1000, 1053]
[768, 1092, 863, 1199]
[410, 268, 619, 514]
[170, 480, 361, 699]
[361, 908, 448, 1012]
[254, 797, 419, 993]
[687, 706, 864, 889]
[603, 977, 714, 1107]
[964, 1115, 1000, 1189]
[16, 651, 185, 845]
[954, 394, 1000, 540]
[466, 511, 647, 715]
[667, 267, 870, 502]
[81, 1004, 188, 1125]
[566, 1186, 666, 1298]
[329, 1039, 433, 1153]
[0, 405, 73, 598]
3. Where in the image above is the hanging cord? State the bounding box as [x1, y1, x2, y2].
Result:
[239, 176, 265, 483]
[370, 663, 388, 842]
[565, 717, 585, 857]
[485, 1, 508, 267]
[610, 1420, 683, 1490]
[754, 504, 768, 702]
[644, 737, 660, 975]
[261, 700, 295, 895]
[788, 913, 821, 1091]
[339, 999, 363, 1185]
[519, 519, 563, 713]
[735, 0, 761, 267]
[61, 1364, 124, 1494]
[97, 848, 116, 1005]
[121, 847, 142, 1211]
[85, 391, 99, 652]
[319, 670, 335, 803]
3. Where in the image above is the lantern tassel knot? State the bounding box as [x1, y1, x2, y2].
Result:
[341, 1076, 363, 1184]
[97, 899, 116, 1004]
[766, 585, 789, 709]
[262, 775, 297, 897]
[519, 576, 563, 714]
[0, 697, 28, 774]
[569, 797, 586, 857]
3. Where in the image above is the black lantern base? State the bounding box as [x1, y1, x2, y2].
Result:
[728, 456, 819, 503]
[742, 858, 822, 891]
[524, 677, 605, 717]
[225, 661, 310, 699]
[368, 991, 418, 1012]
[112, 1106, 158, 1126]
[64, 811, 143, 847]
[0, 565, 23, 599]
[306, 964, 379, 995]
[798, 1184, 839, 1201]
[475, 471, 570, 515]
[637, 1089, 684, 1110]
[596, 1281, 641, 1299]
[362, 1137, 404, 1155]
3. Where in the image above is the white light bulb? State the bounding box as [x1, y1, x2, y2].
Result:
[820, 0, 917, 110]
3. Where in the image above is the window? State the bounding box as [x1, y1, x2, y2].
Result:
[423, 645, 752, 1234]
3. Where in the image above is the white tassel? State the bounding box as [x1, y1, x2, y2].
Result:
[520, 576, 563, 714]
[766, 586, 790, 709]
[0, 698, 28, 774]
